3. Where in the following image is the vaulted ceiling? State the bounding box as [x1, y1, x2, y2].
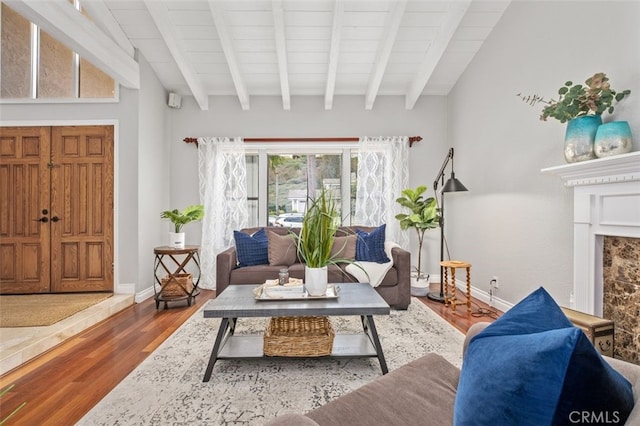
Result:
[6, 0, 511, 110]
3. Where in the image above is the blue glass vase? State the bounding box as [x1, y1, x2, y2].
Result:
[564, 115, 602, 163]
[594, 121, 633, 158]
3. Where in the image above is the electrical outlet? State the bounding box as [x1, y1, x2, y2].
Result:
[492, 276, 499, 288]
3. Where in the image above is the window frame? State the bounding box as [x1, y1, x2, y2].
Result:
[245, 142, 358, 227]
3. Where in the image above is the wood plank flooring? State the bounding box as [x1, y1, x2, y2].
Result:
[0, 288, 500, 425]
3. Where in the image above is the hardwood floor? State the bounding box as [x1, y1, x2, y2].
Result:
[0, 288, 501, 425]
[417, 283, 501, 333]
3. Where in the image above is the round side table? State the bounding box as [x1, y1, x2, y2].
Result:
[440, 260, 472, 313]
[153, 245, 201, 309]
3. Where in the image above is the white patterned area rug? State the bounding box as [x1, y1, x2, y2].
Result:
[79, 298, 464, 426]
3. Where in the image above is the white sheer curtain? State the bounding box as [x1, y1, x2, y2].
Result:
[355, 136, 409, 248]
[198, 137, 248, 290]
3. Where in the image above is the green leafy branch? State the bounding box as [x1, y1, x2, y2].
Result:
[160, 205, 205, 233]
[518, 72, 631, 124]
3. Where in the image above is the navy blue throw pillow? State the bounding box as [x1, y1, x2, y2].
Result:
[454, 287, 634, 426]
[233, 228, 268, 267]
[355, 224, 390, 263]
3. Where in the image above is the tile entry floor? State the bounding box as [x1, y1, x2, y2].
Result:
[0, 294, 135, 376]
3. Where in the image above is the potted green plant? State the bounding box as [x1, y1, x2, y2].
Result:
[518, 72, 631, 163]
[160, 204, 204, 249]
[395, 185, 439, 283]
[295, 188, 340, 296]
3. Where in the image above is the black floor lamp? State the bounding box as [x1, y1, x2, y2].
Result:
[427, 147, 468, 303]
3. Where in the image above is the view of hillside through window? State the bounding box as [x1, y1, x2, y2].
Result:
[268, 154, 341, 216]
[245, 151, 357, 227]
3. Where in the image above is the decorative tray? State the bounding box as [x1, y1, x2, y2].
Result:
[256, 284, 340, 301]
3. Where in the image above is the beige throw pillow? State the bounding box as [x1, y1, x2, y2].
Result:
[267, 231, 298, 266]
[330, 235, 356, 260]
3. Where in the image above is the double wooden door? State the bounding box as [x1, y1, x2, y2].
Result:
[0, 126, 114, 294]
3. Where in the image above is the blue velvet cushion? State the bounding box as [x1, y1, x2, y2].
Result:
[355, 224, 390, 263]
[233, 228, 269, 267]
[454, 287, 634, 426]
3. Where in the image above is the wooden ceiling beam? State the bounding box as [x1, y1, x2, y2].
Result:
[80, 0, 135, 58]
[405, 1, 471, 110]
[365, 0, 407, 110]
[144, 0, 209, 110]
[272, 0, 291, 110]
[324, 0, 344, 110]
[208, 0, 250, 111]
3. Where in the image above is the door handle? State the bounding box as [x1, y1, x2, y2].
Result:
[34, 217, 49, 223]
[51, 216, 60, 223]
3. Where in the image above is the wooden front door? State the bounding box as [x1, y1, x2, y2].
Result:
[0, 126, 114, 293]
[0, 127, 51, 293]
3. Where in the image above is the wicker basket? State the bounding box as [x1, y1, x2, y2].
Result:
[263, 316, 335, 357]
[160, 273, 193, 298]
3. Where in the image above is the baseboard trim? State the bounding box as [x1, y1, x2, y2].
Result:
[116, 282, 135, 294]
[135, 286, 155, 303]
[429, 274, 513, 313]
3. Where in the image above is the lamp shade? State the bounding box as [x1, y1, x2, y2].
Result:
[443, 175, 468, 192]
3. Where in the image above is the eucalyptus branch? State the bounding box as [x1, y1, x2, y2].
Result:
[516, 93, 552, 107]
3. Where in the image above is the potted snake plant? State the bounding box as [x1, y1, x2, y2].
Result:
[294, 188, 339, 296]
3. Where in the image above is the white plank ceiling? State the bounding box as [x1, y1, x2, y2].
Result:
[11, 0, 512, 110]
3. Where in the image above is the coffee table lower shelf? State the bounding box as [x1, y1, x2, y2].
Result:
[203, 315, 388, 382]
[217, 334, 378, 358]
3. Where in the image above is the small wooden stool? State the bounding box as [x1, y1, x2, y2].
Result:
[440, 260, 472, 313]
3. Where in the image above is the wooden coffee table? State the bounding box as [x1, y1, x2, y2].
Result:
[202, 283, 391, 382]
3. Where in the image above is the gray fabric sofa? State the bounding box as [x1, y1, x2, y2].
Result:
[265, 322, 640, 426]
[216, 226, 411, 309]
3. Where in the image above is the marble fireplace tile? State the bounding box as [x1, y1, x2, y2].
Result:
[603, 236, 640, 365]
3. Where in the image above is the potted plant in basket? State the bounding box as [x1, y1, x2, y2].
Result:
[395, 185, 439, 287]
[160, 204, 204, 249]
[517, 72, 631, 163]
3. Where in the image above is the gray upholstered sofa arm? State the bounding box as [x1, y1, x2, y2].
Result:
[390, 246, 411, 309]
[463, 322, 491, 357]
[216, 246, 237, 295]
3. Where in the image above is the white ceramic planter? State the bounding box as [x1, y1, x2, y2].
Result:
[305, 266, 328, 296]
[169, 232, 185, 249]
[410, 274, 430, 297]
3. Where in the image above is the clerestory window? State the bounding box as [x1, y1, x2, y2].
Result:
[0, 2, 116, 101]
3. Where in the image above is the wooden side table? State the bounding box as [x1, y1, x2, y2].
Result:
[153, 245, 201, 309]
[440, 260, 472, 313]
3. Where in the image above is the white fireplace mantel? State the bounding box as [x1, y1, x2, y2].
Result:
[541, 151, 640, 316]
[541, 151, 640, 187]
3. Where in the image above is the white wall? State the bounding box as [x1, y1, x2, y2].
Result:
[447, 1, 640, 306]
[137, 53, 171, 298]
[168, 94, 449, 275]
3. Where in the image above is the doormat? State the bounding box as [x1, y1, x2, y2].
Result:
[0, 293, 113, 327]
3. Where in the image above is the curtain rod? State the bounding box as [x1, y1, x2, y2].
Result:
[183, 136, 422, 148]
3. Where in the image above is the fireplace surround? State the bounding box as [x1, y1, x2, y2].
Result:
[542, 151, 640, 363]
[542, 151, 640, 314]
